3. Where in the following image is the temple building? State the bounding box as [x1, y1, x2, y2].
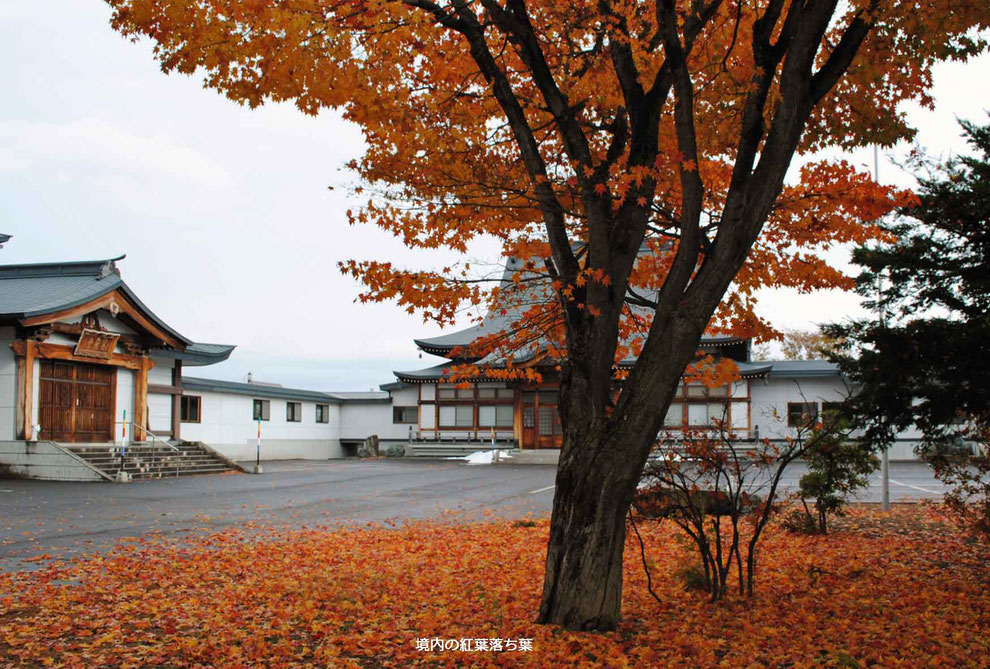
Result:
[387, 257, 897, 455]
[0, 255, 401, 480]
[0, 253, 919, 481]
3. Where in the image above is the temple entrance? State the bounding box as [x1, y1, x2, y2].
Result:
[521, 388, 562, 449]
[38, 360, 116, 442]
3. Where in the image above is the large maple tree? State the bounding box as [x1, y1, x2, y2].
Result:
[107, 0, 989, 630]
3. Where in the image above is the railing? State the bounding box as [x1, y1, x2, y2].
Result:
[114, 421, 181, 477]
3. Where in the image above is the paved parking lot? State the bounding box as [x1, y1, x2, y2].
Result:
[0, 459, 951, 572]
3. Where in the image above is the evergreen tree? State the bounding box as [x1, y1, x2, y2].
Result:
[828, 119, 990, 535]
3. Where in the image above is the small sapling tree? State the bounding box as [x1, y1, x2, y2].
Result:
[794, 417, 878, 534]
[635, 408, 816, 601]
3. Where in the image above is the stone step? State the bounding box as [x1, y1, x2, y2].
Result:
[57, 440, 239, 480]
[110, 464, 235, 476]
[73, 453, 220, 462]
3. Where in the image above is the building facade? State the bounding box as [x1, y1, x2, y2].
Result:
[0, 256, 402, 478]
[0, 254, 920, 481]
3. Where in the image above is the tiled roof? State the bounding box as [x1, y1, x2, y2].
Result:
[0, 256, 235, 362]
[767, 359, 841, 378]
[183, 376, 341, 403]
[394, 359, 774, 383]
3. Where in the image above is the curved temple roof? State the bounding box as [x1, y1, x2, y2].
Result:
[0, 255, 234, 364]
[400, 255, 837, 384]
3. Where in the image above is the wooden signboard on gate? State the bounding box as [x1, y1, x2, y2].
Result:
[74, 329, 119, 360]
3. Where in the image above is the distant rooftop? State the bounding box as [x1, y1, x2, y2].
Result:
[182, 377, 391, 403]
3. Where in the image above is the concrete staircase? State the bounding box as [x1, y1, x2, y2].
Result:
[62, 441, 241, 480]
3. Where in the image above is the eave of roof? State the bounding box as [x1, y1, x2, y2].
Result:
[379, 380, 409, 392]
[0, 255, 193, 348]
[394, 358, 774, 382]
[326, 391, 391, 403]
[154, 343, 236, 367]
[766, 360, 841, 378]
[182, 376, 342, 403]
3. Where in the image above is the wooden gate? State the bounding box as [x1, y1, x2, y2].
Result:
[38, 360, 116, 443]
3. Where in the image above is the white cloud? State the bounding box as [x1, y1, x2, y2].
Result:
[0, 118, 233, 188]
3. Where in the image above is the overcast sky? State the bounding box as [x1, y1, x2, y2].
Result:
[1, 2, 988, 391]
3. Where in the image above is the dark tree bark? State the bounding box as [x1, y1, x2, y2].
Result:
[422, 0, 879, 631]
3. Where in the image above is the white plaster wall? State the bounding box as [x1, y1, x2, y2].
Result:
[148, 393, 172, 432]
[64, 310, 137, 335]
[115, 369, 135, 444]
[147, 355, 176, 433]
[339, 402, 404, 441]
[391, 386, 419, 406]
[750, 376, 923, 460]
[0, 327, 16, 440]
[749, 377, 850, 440]
[148, 360, 174, 386]
[179, 390, 343, 460]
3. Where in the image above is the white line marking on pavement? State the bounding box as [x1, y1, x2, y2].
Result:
[529, 485, 556, 494]
[0, 489, 12, 493]
[888, 478, 942, 495]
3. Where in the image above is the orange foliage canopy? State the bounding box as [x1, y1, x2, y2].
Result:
[104, 0, 988, 373]
[1, 509, 987, 667]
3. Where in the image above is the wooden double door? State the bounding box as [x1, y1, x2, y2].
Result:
[521, 388, 563, 449]
[38, 360, 116, 443]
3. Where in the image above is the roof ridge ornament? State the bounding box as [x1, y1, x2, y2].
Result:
[98, 259, 120, 279]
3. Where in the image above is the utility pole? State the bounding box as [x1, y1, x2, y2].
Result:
[874, 144, 891, 512]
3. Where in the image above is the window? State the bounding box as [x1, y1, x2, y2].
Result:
[180, 395, 201, 423]
[438, 405, 473, 427]
[686, 384, 707, 398]
[393, 406, 418, 424]
[478, 405, 513, 427]
[477, 386, 513, 400]
[455, 405, 473, 426]
[539, 406, 561, 435]
[253, 399, 270, 421]
[787, 402, 818, 428]
[286, 401, 302, 422]
[437, 385, 474, 400]
[315, 403, 329, 424]
[523, 406, 535, 428]
[683, 383, 730, 399]
[664, 403, 683, 427]
[821, 401, 844, 427]
[687, 403, 709, 426]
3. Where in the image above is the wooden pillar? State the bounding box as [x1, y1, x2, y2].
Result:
[170, 360, 183, 441]
[14, 341, 32, 440]
[133, 357, 149, 442]
[22, 340, 36, 440]
[513, 387, 523, 448]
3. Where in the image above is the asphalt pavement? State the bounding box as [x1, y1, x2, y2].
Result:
[0, 458, 951, 572]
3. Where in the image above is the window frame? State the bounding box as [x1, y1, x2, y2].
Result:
[392, 406, 418, 424]
[787, 402, 819, 428]
[180, 395, 201, 423]
[315, 403, 329, 424]
[252, 399, 271, 422]
[286, 401, 302, 423]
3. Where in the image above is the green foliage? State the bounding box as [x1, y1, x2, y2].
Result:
[827, 118, 990, 538]
[675, 561, 710, 594]
[796, 424, 879, 534]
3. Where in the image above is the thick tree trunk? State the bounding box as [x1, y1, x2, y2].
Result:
[537, 300, 719, 630]
[536, 429, 637, 630]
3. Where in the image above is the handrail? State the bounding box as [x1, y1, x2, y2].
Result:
[114, 421, 181, 477]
